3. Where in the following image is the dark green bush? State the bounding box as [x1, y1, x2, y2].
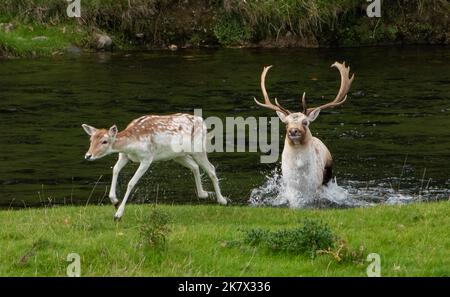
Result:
[243, 228, 270, 246]
[243, 219, 336, 258]
[213, 14, 250, 46]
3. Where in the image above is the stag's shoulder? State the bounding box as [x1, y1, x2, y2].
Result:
[311, 136, 329, 153]
[311, 137, 333, 185]
[311, 137, 332, 164]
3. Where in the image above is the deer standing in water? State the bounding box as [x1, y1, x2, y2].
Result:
[253, 62, 355, 206]
[82, 113, 227, 220]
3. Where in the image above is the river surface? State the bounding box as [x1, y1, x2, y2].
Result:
[0, 46, 449, 208]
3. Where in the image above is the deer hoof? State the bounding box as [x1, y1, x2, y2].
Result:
[217, 197, 228, 205]
[198, 191, 209, 199]
[114, 215, 121, 222]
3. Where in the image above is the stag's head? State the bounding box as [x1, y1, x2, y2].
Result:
[253, 62, 355, 146]
[81, 124, 118, 160]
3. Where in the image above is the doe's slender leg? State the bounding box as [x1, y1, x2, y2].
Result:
[109, 153, 129, 208]
[114, 159, 152, 221]
[174, 156, 208, 198]
[192, 153, 227, 205]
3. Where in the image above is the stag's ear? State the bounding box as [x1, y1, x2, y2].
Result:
[276, 111, 288, 123]
[307, 108, 321, 122]
[109, 125, 118, 138]
[82, 124, 97, 136]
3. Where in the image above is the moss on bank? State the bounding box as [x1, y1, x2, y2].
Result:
[0, 202, 449, 276]
[0, 23, 88, 57]
[0, 0, 449, 57]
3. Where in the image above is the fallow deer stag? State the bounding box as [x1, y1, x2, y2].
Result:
[82, 113, 227, 220]
[253, 62, 355, 205]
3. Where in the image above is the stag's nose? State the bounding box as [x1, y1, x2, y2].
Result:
[85, 153, 92, 160]
[288, 128, 301, 137]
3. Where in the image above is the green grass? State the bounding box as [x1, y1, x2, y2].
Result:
[0, 23, 88, 57]
[0, 201, 449, 276]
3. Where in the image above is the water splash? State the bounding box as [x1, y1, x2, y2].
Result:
[249, 168, 367, 208]
[249, 168, 450, 208]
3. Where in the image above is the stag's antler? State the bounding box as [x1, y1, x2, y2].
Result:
[303, 61, 355, 115]
[253, 65, 290, 115]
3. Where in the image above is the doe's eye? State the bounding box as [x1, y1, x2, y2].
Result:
[302, 120, 309, 126]
[102, 140, 108, 145]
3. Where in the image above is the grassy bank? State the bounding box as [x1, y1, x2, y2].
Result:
[0, 201, 449, 276]
[0, 0, 449, 57]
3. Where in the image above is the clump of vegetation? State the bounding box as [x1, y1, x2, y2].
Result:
[138, 208, 172, 250]
[267, 219, 336, 256]
[213, 14, 251, 46]
[239, 219, 366, 263]
[317, 239, 366, 265]
[243, 219, 337, 258]
[225, 0, 328, 42]
[243, 228, 270, 246]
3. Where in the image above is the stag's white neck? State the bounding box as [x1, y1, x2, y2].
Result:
[280, 135, 330, 206]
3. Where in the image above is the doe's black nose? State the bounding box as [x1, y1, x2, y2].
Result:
[85, 153, 92, 160]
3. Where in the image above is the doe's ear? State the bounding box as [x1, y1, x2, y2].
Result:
[307, 108, 321, 122]
[82, 124, 97, 136]
[109, 125, 118, 138]
[276, 111, 288, 123]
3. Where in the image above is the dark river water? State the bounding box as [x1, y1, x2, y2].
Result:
[0, 46, 449, 208]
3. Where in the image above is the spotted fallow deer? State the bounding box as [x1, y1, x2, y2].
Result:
[254, 62, 355, 204]
[82, 113, 227, 220]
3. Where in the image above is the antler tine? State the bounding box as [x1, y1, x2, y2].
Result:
[301, 92, 307, 114]
[253, 65, 290, 115]
[331, 61, 354, 105]
[274, 98, 290, 115]
[260, 65, 271, 103]
[305, 61, 355, 115]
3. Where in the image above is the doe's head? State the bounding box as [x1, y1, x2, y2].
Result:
[81, 124, 118, 161]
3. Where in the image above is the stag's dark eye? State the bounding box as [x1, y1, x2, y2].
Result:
[302, 120, 309, 126]
[102, 140, 108, 145]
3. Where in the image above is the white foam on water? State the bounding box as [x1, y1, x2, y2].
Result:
[249, 169, 367, 208]
[384, 194, 415, 205]
[249, 168, 450, 208]
[318, 178, 369, 207]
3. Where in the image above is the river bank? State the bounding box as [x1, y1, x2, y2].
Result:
[1, 0, 449, 57]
